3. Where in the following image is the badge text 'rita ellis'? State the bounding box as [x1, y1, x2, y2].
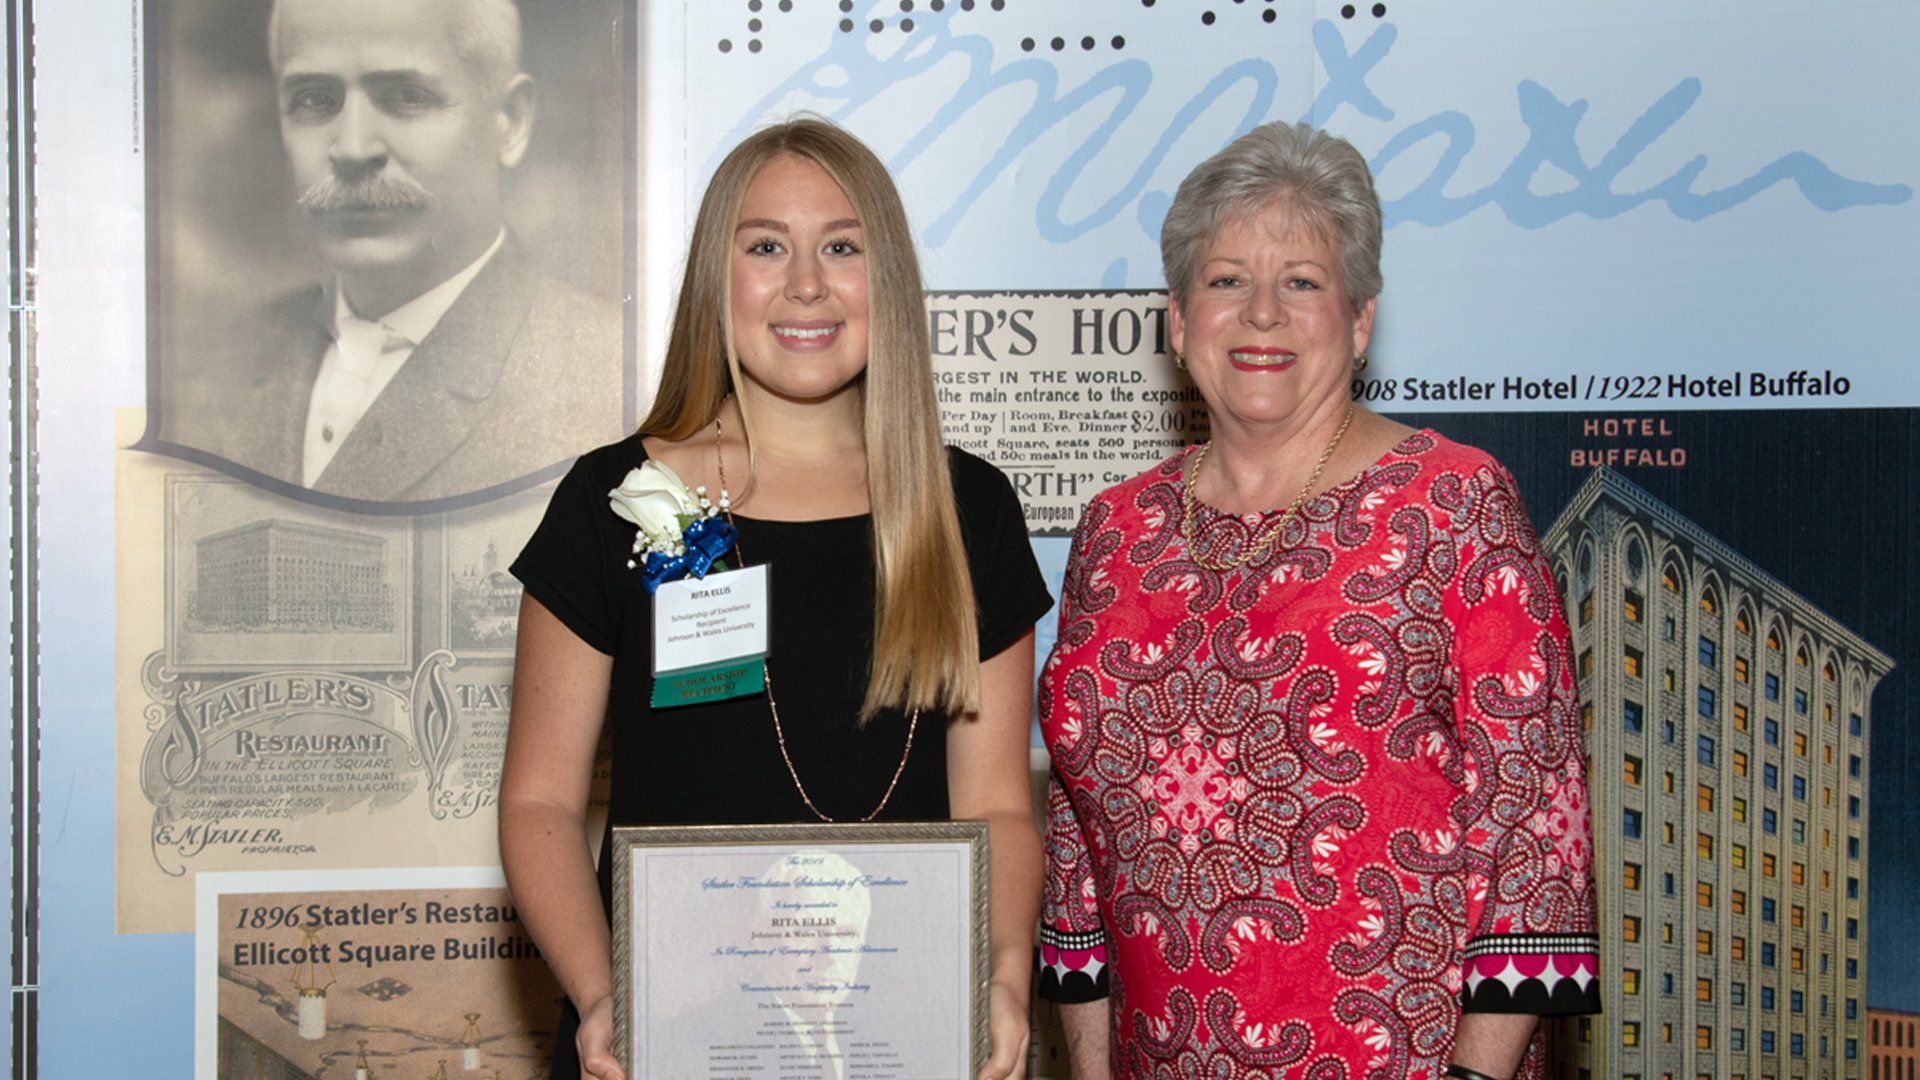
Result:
[652, 565, 771, 708]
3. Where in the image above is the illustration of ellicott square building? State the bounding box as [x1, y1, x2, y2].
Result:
[1544, 469, 1888, 1080]
[191, 518, 395, 632]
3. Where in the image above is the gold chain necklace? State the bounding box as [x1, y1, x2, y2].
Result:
[712, 414, 917, 823]
[1180, 405, 1355, 572]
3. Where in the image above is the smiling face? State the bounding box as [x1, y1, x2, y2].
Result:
[271, 0, 527, 312]
[1169, 200, 1375, 442]
[727, 154, 872, 409]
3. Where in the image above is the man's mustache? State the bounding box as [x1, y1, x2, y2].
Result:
[296, 172, 432, 214]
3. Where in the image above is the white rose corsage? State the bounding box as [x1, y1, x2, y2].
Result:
[608, 461, 736, 592]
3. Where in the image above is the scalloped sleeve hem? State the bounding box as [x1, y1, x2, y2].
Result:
[1460, 932, 1603, 1015]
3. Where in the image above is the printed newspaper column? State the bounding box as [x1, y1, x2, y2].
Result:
[928, 291, 1205, 534]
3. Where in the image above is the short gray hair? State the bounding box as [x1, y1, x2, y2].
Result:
[269, 0, 524, 91]
[1160, 121, 1383, 311]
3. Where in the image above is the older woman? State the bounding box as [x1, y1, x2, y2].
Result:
[1037, 122, 1599, 1079]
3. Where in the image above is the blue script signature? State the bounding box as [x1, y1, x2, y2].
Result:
[718, 12, 1909, 252]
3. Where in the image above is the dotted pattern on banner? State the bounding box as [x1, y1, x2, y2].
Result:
[713, 0, 1392, 58]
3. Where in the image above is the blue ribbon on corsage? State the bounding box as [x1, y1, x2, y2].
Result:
[640, 517, 737, 594]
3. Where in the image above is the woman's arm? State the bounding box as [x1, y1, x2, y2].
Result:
[1040, 769, 1113, 1080]
[499, 595, 622, 1080]
[1442, 462, 1601, 1077]
[1450, 1013, 1538, 1079]
[1058, 1002, 1112, 1079]
[948, 629, 1042, 1080]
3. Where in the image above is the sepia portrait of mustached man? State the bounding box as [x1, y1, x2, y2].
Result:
[140, 0, 637, 512]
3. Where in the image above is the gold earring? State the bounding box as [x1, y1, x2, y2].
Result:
[1173, 352, 1187, 370]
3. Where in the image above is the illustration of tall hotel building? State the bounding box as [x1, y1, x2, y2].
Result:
[1543, 468, 1889, 1080]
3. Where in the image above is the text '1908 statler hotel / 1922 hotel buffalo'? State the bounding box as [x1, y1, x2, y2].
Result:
[1543, 468, 1888, 1080]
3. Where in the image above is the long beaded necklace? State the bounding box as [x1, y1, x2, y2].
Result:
[712, 414, 917, 823]
[1180, 404, 1355, 572]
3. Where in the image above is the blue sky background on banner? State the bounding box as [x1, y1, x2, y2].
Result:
[676, 1, 1916, 403]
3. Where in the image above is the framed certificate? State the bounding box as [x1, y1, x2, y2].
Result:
[612, 821, 990, 1079]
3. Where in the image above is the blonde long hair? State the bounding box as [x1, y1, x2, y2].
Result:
[642, 118, 980, 719]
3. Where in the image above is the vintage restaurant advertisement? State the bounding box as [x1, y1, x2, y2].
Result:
[195, 867, 562, 1080]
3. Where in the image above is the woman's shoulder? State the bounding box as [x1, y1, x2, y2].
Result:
[944, 444, 1011, 494]
[1084, 447, 1191, 510]
[557, 430, 653, 490]
[1387, 427, 1514, 485]
[943, 445, 1038, 536]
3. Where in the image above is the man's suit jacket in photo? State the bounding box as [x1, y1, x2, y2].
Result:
[164, 240, 626, 504]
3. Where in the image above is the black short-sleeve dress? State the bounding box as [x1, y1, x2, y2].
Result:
[511, 432, 1053, 1069]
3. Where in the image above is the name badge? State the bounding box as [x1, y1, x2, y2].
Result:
[650, 564, 770, 708]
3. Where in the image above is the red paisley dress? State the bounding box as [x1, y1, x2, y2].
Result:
[1038, 431, 1600, 1079]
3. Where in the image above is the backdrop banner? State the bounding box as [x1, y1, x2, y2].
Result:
[29, 0, 1919, 1075]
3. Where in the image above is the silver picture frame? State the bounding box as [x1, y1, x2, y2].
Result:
[611, 820, 991, 1079]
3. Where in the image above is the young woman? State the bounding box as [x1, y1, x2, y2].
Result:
[500, 119, 1052, 1080]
